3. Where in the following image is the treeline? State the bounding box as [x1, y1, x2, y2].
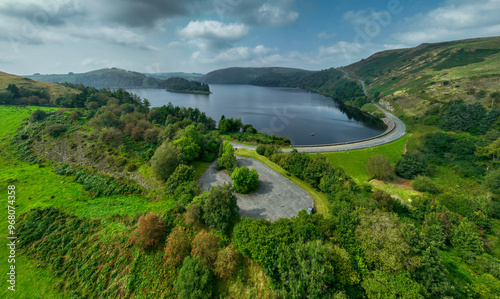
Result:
[164, 77, 210, 94]
[0, 83, 51, 105]
[250, 68, 369, 108]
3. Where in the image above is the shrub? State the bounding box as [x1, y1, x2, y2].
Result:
[451, 220, 483, 254]
[371, 190, 394, 211]
[395, 152, 428, 179]
[366, 154, 395, 182]
[231, 166, 259, 194]
[45, 124, 67, 137]
[126, 163, 137, 172]
[150, 142, 184, 181]
[131, 212, 167, 251]
[214, 244, 241, 279]
[217, 141, 236, 174]
[164, 226, 191, 267]
[412, 176, 440, 194]
[69, 111, 80, 121]
[256, 144, 266, 155]
[174, 256, 213, 299]
[191, 231, 221, 269]
[30, 109, 47, 122]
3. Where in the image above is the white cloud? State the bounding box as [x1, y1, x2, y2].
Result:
[393, 0, 500, 45]
[195, 45, 278, 64]
[317, 31, 336, 39]
[178, 20, 248, 41]
[319, 41, 364, 60]
[254, 3, 298, 26]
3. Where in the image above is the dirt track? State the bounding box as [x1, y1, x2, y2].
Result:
[197, 156, 313, 221]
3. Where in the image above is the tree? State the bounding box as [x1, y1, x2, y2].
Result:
[130, 212, 167, 251]
[164, 226, 191, 267]
[191, 231, 221, 269]
[217, 141, 236, 174]
[395, 151, 428, 179]
[214, 244, 241, 279]
[173, 125, 203, 161]
[150, 142, 184, 181]
[366, 154, 395, 182]
[355, 209, 421, 271]
[174, 256, 213, 299]
[485, 168, 500, 195]
[184, 204, 203, 227]
[451, 219, 483, 254]
[203, 183, 239, 234]
[303, 154, 333, 188]
[231, 166, 259, 194]
[166, 165, 196, 195]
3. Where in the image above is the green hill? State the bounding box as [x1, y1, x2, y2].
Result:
[199, 67, 303, 84]
[343, 36, 500, 117]
[27, 68, 204, 90]
[0, 71, 80, 104]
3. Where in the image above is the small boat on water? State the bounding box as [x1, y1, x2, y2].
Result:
[311, 132, 315, 136]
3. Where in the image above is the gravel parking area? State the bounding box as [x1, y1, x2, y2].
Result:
[197, 156, 313, 221]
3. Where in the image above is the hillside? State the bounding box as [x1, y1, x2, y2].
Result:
[344, 36, 500, 117]
[27, 68, 203, 90]
[145, 72, 204, 81]
[199, 66, 302, 84]
[0, 71, 80, 104]
[164, 77, 210, 94]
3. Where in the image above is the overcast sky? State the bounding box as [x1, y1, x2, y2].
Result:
[1, 0, 500, 75]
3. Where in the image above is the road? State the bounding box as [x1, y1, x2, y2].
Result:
[197, 156, 313, 221]
[232, 69, 406, 153]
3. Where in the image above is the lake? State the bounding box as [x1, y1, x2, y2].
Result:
[127, 84, 386, 146]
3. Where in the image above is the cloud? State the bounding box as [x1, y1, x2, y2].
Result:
[253, 3, 299, 26]
[191, 45, 280, 65]
[319, 41, 364, 60]
[393, 0, 500, 45]
[317, 31, 336, 39]
[178, 20, 249, 50]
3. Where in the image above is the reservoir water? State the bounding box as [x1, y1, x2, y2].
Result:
[127, 84, 386, 146]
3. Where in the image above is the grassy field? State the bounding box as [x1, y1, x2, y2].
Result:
[319, 135, 408, 182]
[235, 148, 329, 216]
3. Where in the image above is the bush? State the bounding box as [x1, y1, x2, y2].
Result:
[150, 142, 184, 181]
[174, 256, 213, 299]
[191, 231, 221, 269]
[164, 226, 191, 267]
[231, 166, 259, 194]
[184, 204, 203, 227]
[366, 154, 395, 182]
[214, 244, 241, 279]
[45, 124, 67, 137]
[126, 163, 137, 172]
[395, 152, 428, 179]
[217, 141, 236, 174]
[256, 144, 266, 155]
[371, 190, 394, 211]
[130, 213, 167, 251]
[412, 176, 440, 194]
[30, 109, 47, 122]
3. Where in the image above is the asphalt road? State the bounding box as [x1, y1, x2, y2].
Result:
[197, 156, 313, 221]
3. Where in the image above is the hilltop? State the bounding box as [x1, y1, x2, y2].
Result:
[199, 67, 302, 84]
[27, 68, 205, 90]
[0, 71, 80, 104]
[344, 36, 500, 117]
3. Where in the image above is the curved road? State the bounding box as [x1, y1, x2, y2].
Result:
[232, 70, 406, 153]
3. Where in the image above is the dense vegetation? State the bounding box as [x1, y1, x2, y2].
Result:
[27, 68, 208, 90]
[164, 77, 210, 94]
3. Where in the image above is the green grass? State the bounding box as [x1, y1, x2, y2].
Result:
[319, 135, 408, 182]
[235, 148, 329, 216]
[0, 106, 176, 298]
[191, 160, 213, 182]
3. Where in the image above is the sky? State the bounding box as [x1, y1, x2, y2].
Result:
[1, 0, 500, 75]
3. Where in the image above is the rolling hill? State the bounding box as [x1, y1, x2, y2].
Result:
[343, 36, 500, 117]
[0, 71, 80, 102]
[199, 67, 303, 84]
[26, 68, 206, 90]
